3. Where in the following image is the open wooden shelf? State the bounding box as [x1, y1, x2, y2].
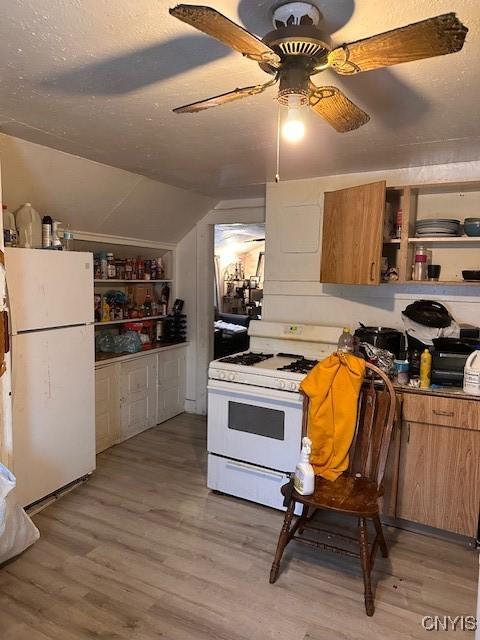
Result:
[401, 280, 480, 286]
[408, 237, 480, 243]
[95, 315, 165, 327]
[94, 279, 172, 284]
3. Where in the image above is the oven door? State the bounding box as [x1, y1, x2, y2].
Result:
[207, 379, 304, 472]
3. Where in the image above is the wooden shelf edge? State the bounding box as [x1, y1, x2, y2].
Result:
[94, 279, 172, 284]
[95, 315, 166, 326]
[408, 237, 480, 243]
[388, 280, 480, 286]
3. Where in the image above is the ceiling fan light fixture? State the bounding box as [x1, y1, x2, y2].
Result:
[282, 95, 306, 143]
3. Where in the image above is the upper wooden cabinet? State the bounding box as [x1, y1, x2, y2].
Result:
[320, 179, 480, 287]
[321, 181, 386, 285]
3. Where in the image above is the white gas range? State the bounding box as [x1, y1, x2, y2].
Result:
[207, 321, 343, 512]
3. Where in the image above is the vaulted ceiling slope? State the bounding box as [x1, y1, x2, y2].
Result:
[0, 134, 216, 242]
[0, 1, 478, 197]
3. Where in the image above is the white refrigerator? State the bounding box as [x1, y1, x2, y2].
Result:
[5, 248, 95, 507]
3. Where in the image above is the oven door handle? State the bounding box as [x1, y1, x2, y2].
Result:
[207, 380, 303, 405]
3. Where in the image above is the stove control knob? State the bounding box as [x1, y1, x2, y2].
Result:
[288, 382, 297, 391]
[278, 380, 286, 390]
[228, 373, 235, 382]
[219, 371, 226, 380]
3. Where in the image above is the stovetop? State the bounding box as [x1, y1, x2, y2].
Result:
[209, 350, 327, 392]
[277, 357, 319, 374]
[219, 352, 274, 366]
[209, 321, 340, 393]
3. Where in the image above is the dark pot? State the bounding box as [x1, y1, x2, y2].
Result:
[354, 326, 403, 358]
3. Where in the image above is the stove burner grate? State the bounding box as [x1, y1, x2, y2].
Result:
[277, 357, 319, 374]
[219, 352, 274, 366]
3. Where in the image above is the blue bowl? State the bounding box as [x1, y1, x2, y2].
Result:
[464, 219, 480, 237]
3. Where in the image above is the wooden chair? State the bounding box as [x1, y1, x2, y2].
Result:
[269, 362, 396, 616]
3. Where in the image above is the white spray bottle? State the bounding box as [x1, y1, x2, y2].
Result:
[293, 437, 315, 495]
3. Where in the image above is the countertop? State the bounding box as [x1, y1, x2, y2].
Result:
[394, 383, 480, 401]
[95, 341, 188, 367]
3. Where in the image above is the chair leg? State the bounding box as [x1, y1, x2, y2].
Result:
[358, 517, 375, 616]
[269, 499, 296, 584]
[373, 514, 388, 558]
[298, 504, 309, 535]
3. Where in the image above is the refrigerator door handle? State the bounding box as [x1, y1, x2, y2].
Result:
[4, 310, 9, 354]
[0, 310, 7, 377]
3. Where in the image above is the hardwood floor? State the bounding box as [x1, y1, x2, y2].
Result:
[0, 413, 477, 639]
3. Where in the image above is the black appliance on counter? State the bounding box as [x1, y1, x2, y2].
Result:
[431, 337, 480, 386]
[354, 325, 403, 358]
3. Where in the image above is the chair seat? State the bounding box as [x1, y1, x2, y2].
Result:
[281, 474, 380, 517]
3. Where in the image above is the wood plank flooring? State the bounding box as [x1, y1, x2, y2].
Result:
[0, 413, 477, 639]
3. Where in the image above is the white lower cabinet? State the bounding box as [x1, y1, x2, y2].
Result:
[95, 363, 119, 454]
[120, 354, 157, 440]
[95, 346, 186, 453]
[157, 348, 186, 423]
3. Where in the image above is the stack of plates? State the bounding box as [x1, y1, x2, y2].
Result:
[415, 218, 461, 237]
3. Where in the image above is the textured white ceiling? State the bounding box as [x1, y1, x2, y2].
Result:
[0, 0, 478, 197]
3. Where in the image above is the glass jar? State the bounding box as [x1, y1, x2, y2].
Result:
[412, 245, 428, 281]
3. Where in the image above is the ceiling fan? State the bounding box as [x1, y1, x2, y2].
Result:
[169, 2, 468, 137]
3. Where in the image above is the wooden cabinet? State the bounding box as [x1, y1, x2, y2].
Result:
[319, 179, 480, 287]
[120, 354, 157, 441]
[320, 181, 386, 284]
[397, 421, 480, 537]
[95, 346, 187, 451]
[157, 348, 186, 423]
[95, 363, 119, 453]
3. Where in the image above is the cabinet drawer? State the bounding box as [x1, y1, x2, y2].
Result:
[403, 393, 480, 431]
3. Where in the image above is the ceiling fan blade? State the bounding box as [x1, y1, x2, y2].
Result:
[173, 77, 277, 113]
[169, 4, 281, 66]
[328, 13, 468, 75]
[309, 85, 370, 132]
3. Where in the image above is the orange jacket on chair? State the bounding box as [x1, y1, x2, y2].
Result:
[300, 353, 366, 481]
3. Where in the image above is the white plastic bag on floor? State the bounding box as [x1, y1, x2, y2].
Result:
[0, 464, 39, 563]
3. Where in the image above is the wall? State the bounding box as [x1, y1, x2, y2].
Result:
[176, 198, 265, 414]
[0, 133, 216, 243]
[263, 161, 480, 332]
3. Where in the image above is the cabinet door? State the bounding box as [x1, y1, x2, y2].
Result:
[320, 181, 386, 284]
[95, 364, 119, 453]
[397, 422, 480, 537]
[120, 355, 157, 440]
[157, 348, 186, 423]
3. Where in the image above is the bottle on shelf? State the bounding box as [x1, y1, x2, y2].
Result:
[62, 224, 74, 251]
[51, 221, 63, 250]
[144, 293, 153, 317]
[412, 245, 428, 281]
[106, 253, 116, 279]
[395, 208, 403, 238]
[42, 215, 53, 248]
[337, 327, 354, 353]
[2, 204, 17, 247]
[100, 252, 108, 280]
